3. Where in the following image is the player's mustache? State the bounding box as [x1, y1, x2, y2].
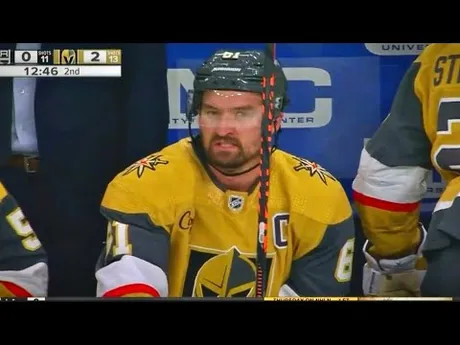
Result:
[211, 136, 242, 148]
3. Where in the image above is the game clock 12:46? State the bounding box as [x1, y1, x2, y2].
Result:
[24, 66, 59, 76]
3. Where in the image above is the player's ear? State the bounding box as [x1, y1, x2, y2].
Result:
[275, 112, 284, 132]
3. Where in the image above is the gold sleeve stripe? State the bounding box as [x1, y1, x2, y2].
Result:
[353, 190, 419, 212]
[102, 283, 160, 298]
[0, 281, 33, 297]
[355, 203, 420, 257]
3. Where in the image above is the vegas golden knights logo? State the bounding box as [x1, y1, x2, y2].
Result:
[183, 246, 273, 297]
[61, 49, 76, 64]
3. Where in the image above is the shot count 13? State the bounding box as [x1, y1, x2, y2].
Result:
[79, 50, 120, 64]
[0, 48, 122, 77]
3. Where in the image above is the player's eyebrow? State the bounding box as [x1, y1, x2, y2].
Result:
[201, 103, 218, 110]
[201, 104, 256, 112]
[233, 106, 254, 111]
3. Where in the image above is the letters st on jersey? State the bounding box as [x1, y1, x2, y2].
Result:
[431, 53, 460, 179]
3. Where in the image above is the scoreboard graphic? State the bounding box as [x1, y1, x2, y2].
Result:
[0, 48, 121, 77]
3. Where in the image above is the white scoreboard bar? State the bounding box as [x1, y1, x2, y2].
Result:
[0, 65, 121, 77]
[14, 50, 39, 64]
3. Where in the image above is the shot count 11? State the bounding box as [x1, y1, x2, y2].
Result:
[0, 48, 122, 77]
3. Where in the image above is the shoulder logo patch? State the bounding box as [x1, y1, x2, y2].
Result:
[291, 156, 336, 185]
[123, 154, 169, 178]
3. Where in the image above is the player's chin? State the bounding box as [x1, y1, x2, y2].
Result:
[210, 155, 244, 170]
[210, 149, 238, 161]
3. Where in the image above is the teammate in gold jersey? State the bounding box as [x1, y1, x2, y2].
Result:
[352, 44, 460, 297]
[0, 181, 48, 297]
[95, 49, 356, 298]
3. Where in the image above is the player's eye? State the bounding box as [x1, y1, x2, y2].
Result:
[235, 109, 257, 119]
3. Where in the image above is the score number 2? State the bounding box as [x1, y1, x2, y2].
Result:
[434, 97, 460, 173]
[88, 50, 119, 64]
[91, 51, 100, 62]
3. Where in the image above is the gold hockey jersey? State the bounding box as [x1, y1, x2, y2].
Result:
[353, 44, 460, 258]
[96, 137, 355, 297]
[0, 181, 48, 297]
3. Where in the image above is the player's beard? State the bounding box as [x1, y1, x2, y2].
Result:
[205, 135, 258, 173]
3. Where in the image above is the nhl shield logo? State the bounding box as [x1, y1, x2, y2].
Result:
[228, 195, 244, 212]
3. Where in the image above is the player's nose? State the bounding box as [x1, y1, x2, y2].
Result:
[213, 114, 237, 136]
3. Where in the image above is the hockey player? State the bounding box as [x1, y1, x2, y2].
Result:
[95, 49, 356, 298]
[352, 43, 460, 297]
[0, 181, 48, 297]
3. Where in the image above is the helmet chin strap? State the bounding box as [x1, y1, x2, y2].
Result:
[209, 162, 260, 177]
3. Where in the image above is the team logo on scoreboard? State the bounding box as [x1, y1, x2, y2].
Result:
[60, 49, 76, 64]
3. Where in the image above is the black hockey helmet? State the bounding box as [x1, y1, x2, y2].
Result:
[186, 49, 289, 123]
